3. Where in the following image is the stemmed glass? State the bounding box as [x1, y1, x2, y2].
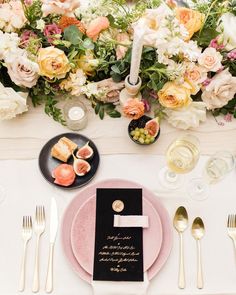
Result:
[187, 151, 235, 201]
[159, 134, 200, 189]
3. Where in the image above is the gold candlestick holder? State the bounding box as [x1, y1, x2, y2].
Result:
[119, 75, 142, 107]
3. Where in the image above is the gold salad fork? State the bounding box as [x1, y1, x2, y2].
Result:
[32, 206, 46, 293]
[227, 214, 236, 251]
[19, 216, 32, 292]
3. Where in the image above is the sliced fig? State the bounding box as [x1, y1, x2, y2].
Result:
[144, 117, 160, 137]
[76, 142, 94, 160]
[73, 158, 91, 176]
[52, 164, 76, 187]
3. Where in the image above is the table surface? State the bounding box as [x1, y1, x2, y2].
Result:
[0, 102, 236, 159]
[1, 101, 236, 295]
[0, 154, 236, 295]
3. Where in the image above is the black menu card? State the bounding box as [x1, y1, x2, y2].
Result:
[93, 188, 144, 282]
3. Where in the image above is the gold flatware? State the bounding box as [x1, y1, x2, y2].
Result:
[45, 198, 58, 293]
[227, 214, 236, 253]
[32, 206, 46, 293]
[19, 216, 32, 292]
[192, 217, 205, 289]
[173, 206, 188, 289]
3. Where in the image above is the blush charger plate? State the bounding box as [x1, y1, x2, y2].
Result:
[61, 178, 173, 283]
[70, 194, 163, 274]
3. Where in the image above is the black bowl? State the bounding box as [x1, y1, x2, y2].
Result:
[128, 115, 161, 145]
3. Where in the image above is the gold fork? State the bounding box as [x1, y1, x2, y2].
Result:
[19, 216, 32, 292]
[227, 214, 236, 251]
[32, 206, 46, 293]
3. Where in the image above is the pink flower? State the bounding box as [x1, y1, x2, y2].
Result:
[141, 99, 151, 112]
[86, 17, 110, 41]
[24, 0, 33, 6]
[210, 38, 224, 50]
[224, 113, 233, 122]
[43, 24, 62, 43]
[20, 30, 37, 48]
[202, 78, 211, 87]
[227, 49, 236, 60]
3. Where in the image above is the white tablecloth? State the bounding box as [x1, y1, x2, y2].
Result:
[0, 103, 236, 159]
[0, 155, 235, 295]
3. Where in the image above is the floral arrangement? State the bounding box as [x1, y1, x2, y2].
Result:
[0, 0, 236, 130]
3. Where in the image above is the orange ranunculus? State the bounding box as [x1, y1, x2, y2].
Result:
[123, 98, 145, 120]
[176, 7, 204, 41]
[59, 16, 86, 34]
[86, 16, 110, 41]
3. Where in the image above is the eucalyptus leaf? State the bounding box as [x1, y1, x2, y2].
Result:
[64, 25, 83, 45]
[82, 38, 95, 50]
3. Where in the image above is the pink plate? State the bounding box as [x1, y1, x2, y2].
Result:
[70, 195, 163, 274]
[61, 179, 173, 283]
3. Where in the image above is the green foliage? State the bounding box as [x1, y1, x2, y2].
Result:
[21, 0, 42, 25]
[44, 97, 66, 125]
[93, 100, 121, 119]
[192, 0, 227, 48]
[64, 25, 84, 46]
[229, 0, 236, 15]
[29, 79, 66, 125]
[212, 96, 236, 118]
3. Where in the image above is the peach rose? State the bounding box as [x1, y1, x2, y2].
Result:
[38, 47, 70, 79]
[86, 17, 110, 41]
[158, 81, 192, 109]
[116, 32, 130, 60]
[123, 98, 145, 120]
[176, 7, 204, 41]
[185, 64, 208, 93]
[41, 0, 80, 17]
[198, 47, 223, 72]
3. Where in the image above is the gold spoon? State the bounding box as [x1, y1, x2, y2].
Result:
[173, 206, 188, 289]
[192, 217, 205, 289]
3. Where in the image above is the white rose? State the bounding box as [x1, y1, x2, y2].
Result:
[41, 0, 80, 17]
[0, 1, 26, 32]
[198, 47, 223, 72]
[6, 50, 39, 88]
[0, 82, 28, 120]
[201, 68, 236, 110]
[164, 102, 207, 130]
[217, 13, 236, 51]
[0, 31, 20, 61]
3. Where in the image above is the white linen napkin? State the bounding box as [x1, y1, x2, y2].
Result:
[92, 272, 149, 295]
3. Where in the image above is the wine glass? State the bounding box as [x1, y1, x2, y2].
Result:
[187, 151, 235, 201]
[159, 134, 200, 189]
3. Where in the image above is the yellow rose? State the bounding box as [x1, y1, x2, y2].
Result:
[176, 7, 204, 41]
[158, 81, 192, 109]
[38, 47, 70, 79]
[77, 51, 99, 75]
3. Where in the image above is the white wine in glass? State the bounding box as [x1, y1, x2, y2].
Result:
[159, 134, 200, 189]
[205, 151, 235, 184]
[187, 151, 235, 201]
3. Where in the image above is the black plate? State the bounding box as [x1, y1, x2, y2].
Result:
[128, 115, 161, 145]
[38, 133, 100, 189]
